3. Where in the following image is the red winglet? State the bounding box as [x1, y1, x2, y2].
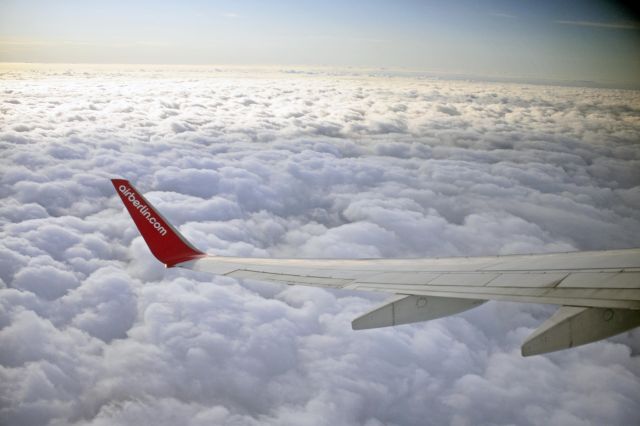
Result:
[111, 179, 206, 266]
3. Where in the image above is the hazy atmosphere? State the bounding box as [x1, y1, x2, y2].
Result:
[1, 1, 640, 426]
[1, 0, 640, 87]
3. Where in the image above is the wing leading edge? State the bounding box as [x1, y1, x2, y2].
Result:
[111, 179, 640, 356]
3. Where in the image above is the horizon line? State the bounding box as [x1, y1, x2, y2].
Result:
[1, 61, 638, 91]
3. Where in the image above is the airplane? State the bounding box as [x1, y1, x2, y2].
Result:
[111, 178, 640, 356]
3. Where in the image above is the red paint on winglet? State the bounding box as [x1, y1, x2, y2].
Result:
[111, 179, 206, 266]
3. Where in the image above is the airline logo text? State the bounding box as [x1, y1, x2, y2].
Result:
[118, 185, 168, 236]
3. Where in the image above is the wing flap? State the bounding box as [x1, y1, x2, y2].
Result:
[557, 271, 640, 288]
[356, 272, 441, 285]
[482, 250, 640, 271]
[225, 269, 352, 288]
[486, 272, 567, 288]
[429, 272, 499, 286]
[352, 283, 640, 309]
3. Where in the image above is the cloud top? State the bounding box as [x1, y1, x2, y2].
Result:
[1, 65, 639, 425]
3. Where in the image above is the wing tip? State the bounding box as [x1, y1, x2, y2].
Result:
[111, 178, 206, 266]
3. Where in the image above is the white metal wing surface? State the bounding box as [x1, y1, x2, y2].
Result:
[112, 179, 640, 356]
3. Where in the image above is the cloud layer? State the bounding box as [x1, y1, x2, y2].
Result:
[1, 64, 639, 425]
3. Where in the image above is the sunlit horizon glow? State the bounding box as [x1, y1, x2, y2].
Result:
[1, 0, 640, 88]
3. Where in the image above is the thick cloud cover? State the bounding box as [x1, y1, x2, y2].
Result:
[1, 64, 639, 425]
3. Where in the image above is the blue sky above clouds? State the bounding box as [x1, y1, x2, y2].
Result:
[1, 0, 639, 86]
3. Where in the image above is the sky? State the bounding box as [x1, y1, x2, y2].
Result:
[0, 65, 639, 425]
[1, 0, 640, 87]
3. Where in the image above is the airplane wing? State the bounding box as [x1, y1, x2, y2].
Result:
[112, 178, 640, 356]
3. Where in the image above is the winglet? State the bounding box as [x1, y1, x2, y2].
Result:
[111, 179, 206, 266]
